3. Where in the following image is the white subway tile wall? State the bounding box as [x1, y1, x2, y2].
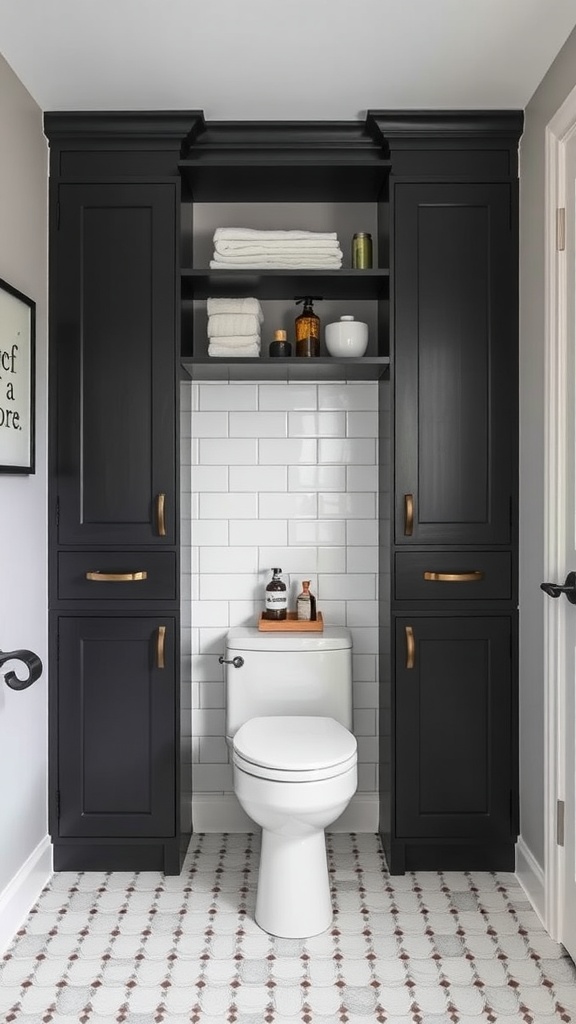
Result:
[180, 380, 390, 821]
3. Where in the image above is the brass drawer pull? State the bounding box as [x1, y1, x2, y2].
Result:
[404, 493, 414, 536]
[423, 571, 485, 582]
[156, 625, 166, 669]
[85, 570, 148, 582]
[405, 625, 415, 670]
[156, 493, 166, 537]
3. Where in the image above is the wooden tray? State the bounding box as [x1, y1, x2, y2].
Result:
[258, 611, 324, 632]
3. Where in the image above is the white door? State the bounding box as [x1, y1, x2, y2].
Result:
[545, 115, 576, 961]
[560, 127, 576, 961]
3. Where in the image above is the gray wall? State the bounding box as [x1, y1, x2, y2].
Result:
[0, 53, 49, 942]
[519, 27, 576, 871]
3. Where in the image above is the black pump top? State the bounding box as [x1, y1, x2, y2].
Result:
[295, 295, 323, 311]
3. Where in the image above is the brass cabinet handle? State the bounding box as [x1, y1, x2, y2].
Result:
[423, 571, 485, 582]
[404, 493, 414, 537]
[156, 626, 166, 669]
[85, 570, 148, 582]
[156, 493, 166, 537]
[405, 625, 415, 670]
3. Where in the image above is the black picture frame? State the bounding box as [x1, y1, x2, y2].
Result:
[0, 277, 35, 474]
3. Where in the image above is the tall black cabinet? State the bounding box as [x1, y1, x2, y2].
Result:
[372, 112, 522, 872]
[46, 114, 193, 873]
[45, 110, 522, 875]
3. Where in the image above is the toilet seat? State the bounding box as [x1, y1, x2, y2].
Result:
[232, 715, 357, 782]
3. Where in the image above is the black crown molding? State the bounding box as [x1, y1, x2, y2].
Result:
[44, 110, 206, 148]
[180, 119, 388, 165]
[43, 109, 525, 158]
[367, 109, 524, 150]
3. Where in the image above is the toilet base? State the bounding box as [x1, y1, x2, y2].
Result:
[255, 828, 332, 938]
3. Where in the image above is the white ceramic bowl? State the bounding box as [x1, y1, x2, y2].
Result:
[325, 315, 368, 358]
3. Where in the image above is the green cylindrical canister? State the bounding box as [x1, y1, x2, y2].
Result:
[352, 232, 373, 269]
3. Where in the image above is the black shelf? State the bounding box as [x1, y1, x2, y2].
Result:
[181, 268, 390, 301]
[179, 162, 391, 203]
[180, 356, 390, 382]
[178, 121, 391, 201]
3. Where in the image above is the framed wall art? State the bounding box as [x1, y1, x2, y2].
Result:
[0, 277, 35, 474]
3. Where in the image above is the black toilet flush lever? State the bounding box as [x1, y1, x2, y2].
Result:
[540, 571, 576, 604]
[218, 655, 244, 668]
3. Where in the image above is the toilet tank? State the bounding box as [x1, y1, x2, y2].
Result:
[224, 626, 353, 739]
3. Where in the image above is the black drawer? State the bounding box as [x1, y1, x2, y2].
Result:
[57, 552, 177, 601]
[395, 551, 512, 601]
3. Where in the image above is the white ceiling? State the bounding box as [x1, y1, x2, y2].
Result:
[1, 0, 576, 121]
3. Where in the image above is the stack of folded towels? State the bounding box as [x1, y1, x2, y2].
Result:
[207, 296, 263, 357]
[210, 227, 343, 269]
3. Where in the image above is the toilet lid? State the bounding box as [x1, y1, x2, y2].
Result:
[233, 716, 357, 781]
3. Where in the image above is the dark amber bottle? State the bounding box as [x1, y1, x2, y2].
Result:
[295, 296, 321, 357]
[264, 568, 288, 620]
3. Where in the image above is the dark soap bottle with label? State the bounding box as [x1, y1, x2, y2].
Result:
[264, 568, 288, 620]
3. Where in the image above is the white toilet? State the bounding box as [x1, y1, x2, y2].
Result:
[222, 626, 358, 939]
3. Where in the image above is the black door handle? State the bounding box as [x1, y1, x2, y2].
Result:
[540, 571, 576, 604]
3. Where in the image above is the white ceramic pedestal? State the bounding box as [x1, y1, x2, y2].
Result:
[255, 828, 332, 938]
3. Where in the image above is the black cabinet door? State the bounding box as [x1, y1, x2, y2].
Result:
[395, 616, 513, 841]
[54, 182, 177, 545]
[57, 616, 176, 838]
[394, 183, 516, 545]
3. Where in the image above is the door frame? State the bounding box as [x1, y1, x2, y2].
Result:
[543, 83, 576, 940]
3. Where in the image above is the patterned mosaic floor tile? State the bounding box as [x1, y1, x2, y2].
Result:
[0, 832, 575, 1022]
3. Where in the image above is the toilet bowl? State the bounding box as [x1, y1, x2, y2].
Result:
[233, 715, 357, 937]
[223, 627, 358, 939]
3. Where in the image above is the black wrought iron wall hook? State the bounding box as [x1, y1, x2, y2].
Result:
[0, 648, 43, 691]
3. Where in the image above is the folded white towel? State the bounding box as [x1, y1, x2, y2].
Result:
[208, 313, 262, 338]
[206, 339, 260, 352]
[208, 341, 261, 358]
[214, 227, 338, 242]
[206, 297, 263, 319]
[214, 240, 341, 255]
[210, 255, 343, 269]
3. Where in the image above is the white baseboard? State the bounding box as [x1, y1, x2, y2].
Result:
[516, 836, 546, 926]
[192, 792, 379, 834]
[331, 793, 379, 832]
[0, 836, 53, 955]
[193, 793, 254, 833]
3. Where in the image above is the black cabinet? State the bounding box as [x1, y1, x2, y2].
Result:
[378, 112, 522, 873]
[394, 616, 514, 847]
[57, 617, 176, 840]
[393, 182, 515, 546]
[45, 114, 191, 874]
[53, 182, 178, 547]
[45, 110, 522, 878]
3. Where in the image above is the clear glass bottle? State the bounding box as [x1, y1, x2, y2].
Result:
[296, 580, 317, 621]
[265, 568, 288, 620]
[294, 296, 321, 357]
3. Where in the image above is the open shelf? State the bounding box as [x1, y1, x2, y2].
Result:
[178, 162, 391, 204]
[178, 120, 392, 202]
[181, 268, 389, 301]
[180, 356, 390, 382]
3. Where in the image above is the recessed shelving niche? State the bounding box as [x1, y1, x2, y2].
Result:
[178, 120, 391, 378]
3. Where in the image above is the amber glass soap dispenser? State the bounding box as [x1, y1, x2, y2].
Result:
[294, 296, 322, 357]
